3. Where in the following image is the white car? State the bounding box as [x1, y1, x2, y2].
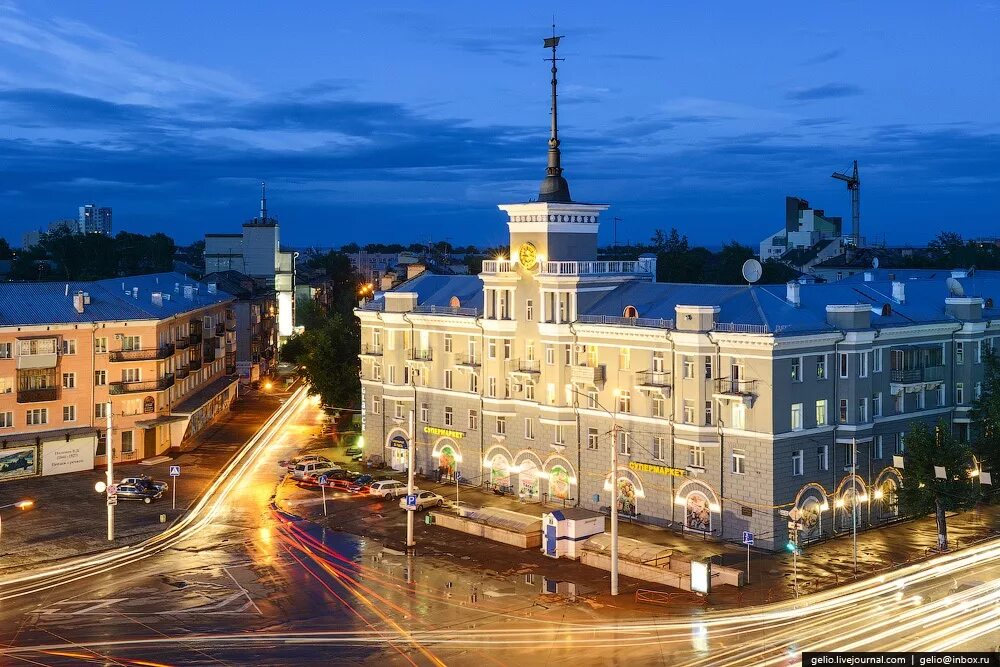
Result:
[291, 461, 340, 481]
[369, 480, 411, 499]
[281, 454, 331, 472]
[399, 490, 444, 511]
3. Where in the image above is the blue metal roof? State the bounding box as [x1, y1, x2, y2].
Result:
[0, 272, 235, 326]
[390, 273, 483, 309]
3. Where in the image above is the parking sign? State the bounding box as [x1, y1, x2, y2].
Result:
[405, 494, 417, 509]
[742, 531, 754, 545]
[169, 465, 181, 477]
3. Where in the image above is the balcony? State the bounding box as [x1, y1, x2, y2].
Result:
[109, 344, 175, 362]
[636, 371, 672, 394]
[215, 323, 225, 336]
[507, 358, 541, 375]
[571, 363, 606, 386]
[175, 365, 190, 380]
[455, 354, 480, 368]
[713, 377, 758, 406]
[577, 314, 674, 330]
[174, 336, 190, 350]
[481, 259, 516, 274]
[109, 373, 175, 395]
[16, 386, 58, 403]
[539, 260, 654, 277]
[890, 366, 945, 384]
[203, 346, 217, 363]
[189, 359, 203, 371]
[406, 349, 433, 362]
[226, 320, 237, 332]
[360, 344, 383, 357]
[412, 304, 480, 317]
[189, 332, 203, 345]
[225, 365, 237, 375]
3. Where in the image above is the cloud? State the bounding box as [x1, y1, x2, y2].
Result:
[800, 48, 846, 66]
[786, 83, 864, 101]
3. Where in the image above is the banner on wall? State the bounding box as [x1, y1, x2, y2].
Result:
[41, 437, 95, 476]
[0, 446, 37, 481]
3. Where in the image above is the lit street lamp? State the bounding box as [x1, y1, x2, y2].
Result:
[0, 500, 35, 545]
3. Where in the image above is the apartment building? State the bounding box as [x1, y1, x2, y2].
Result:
[355, 57, 998, 551]
[202, 270, 278, 383]
[0, 272, 239, 483]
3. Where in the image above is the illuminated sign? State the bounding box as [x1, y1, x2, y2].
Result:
[388, 434, 408, 449]
[628, 461, 686, 477]
[423, 426, 465, 439]
[690, 560, 711, 594]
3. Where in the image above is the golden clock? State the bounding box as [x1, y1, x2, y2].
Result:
[518, 242, 538, 270]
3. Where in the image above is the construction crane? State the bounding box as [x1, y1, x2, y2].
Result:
[831, 160, 860, 246]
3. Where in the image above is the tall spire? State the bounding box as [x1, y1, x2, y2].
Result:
[259, 181, 268, 223]
[538, 24, 572, 203]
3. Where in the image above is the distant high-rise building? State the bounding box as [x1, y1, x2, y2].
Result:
[78, 204, 112, 234]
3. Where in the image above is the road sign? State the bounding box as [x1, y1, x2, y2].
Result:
[405, 494, 417, 510]
[107, 496, 118, 506]
[788, 520, 802, 530]
[169, 465, 181, 477]
[318, 475, 329, 486]
[778, 509, 790, 517]
[107, 484, 118, 497]
[742, 531, 754, 545]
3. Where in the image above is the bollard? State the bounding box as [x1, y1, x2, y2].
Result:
[159, 514, 166, 523]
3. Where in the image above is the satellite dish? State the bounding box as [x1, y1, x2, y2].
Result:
[946, 277, 965, 297]
[741, 259, 763, 284]
[871, 257, 880, 269]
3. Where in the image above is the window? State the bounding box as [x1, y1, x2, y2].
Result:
[372, 364, 382, 381]
[26, 408, 48, 425]
[587, 427, 599, 450]
[120, 335, 140, 351]
[731, 403, 746, 430]
[444, 407, 454, 426]
[62, 339, 77, 355]
[896, 432, 906, 455]
[394, 401, 404, 419]
[587, 390, 598, 409]
[96, 431, 107, 456]
[976, 340, 983, 364]
[468, 409, 479, 430]
[653, 352, 666, 373]
[488, 377, 497, 398]
[839, 399, 849, 423]
[63, 405, 76, 422]
[918, 389, 926, 409]
[545, 346, 554, 365]
[121, 430, 134, 454]
[443, 334, 452, 353]
[619, 347, 631, 370]
[95, 402, 108, 419]
[843, 443, 856, 468]
[18, 338, 56, 356]
[956, 383, 965, 405]
[817, 355, 827, 379]
[704, 355, 713, 379]
[653, 436, 664, 460]
[873, 349, 882, 372]
[467, 338, 477, 364]
[689, 445, 705, 469]
[956, 342, 965, 365]
[791, 358, 802, 382]
[496, 416, 506, 435]
[857, 398, 868, 423]
[874, 435, 883, 459]
[444, 369, 453, 389]
[683, 400, 696, 424]
[895, 391, 904, 413]
[816, 399, 828, 426]
[504, 378, 512, 399]
[420, 403, 429, 423]
[617, 390, 631, 413]
[937, 384, 946, 407]
[555, 425, 566, 445]
[791, 403, 803, 431]
[388, 365, 396, 384]
[873, 392, 882, 417]
[526, 342, 535, 362]
[488, 339, 497, 359]
[817, 445, 829, 471]
[62, 372, 76, 388]
[503, 339, 512, 359]
[470, 373, 479, 393]
[732, 450, 746, 475]
[0, 342, 10, 358]
[859, 352, 868, 378]
[546, 383, 555, 404]
[372, 398, 381, 415]
[652, 395, 665, 418]
[0, 411, 12, 428]
[524, 418, 535, 439]
[839, 353, 849, 378]
[526, 299, 534, 321]
[704, 400, 713, 426]
[564, 344, 571, 366]
[122, 368, 141, 383]
[0, 377, 9, 394]
[683, 356, 694, 379]
[976, 382, 982, 400]
[792, 450, 804, 476]
[617, 429, 630, 455]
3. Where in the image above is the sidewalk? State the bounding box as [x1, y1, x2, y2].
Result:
[276, 461, 1000, 610]
[0, 385, 286, 576]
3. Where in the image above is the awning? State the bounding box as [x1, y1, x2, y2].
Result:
[171, 375, 239, 416]
[135, 415, 188, 428]
[0, 426, 96, 446]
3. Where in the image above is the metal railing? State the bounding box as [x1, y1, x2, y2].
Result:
[890, 366, 945, 383]
[226, 320, 237, 332]
[174, 365, 190, 380]
[455, 354, 480, 366]
[189, 332, 203, 345]
[636, 370, 671, 387]
[508, 358, 541, 374]
[715, 377, 758, 395]
[714, 322, 790, 335]
[174, 336, 190, 350]
[360, 344, 383, 356]
[412, 304, 479, 317]
[577, 314, 674, 329]
[109, 344, 175, 362]
[189, 359, 203, 371]
[215, 323, 225, 336]
[360, 301, 385, 311]
[16, 386, 58, 403]
[109, 373, 175, 395]
[481, 259, 516, 274]
[539, 260, 653, 276]
[407, 348, 433, 361]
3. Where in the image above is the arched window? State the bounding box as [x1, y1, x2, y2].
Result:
[449, 296, 461, 308]
[623, 305, 638, 318]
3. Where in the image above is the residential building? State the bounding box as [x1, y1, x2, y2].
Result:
[356, 59, 999, 552]
[0, 272, 239, 482]
[78, 204, 112, 235]
[202, 270, 278, 383]
[204, 184, 295, 342]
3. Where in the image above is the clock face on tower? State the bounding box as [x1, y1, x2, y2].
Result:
[518, 242, 538, 270]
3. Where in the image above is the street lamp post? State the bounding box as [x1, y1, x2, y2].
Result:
[107, 402, 115, 541]
[406, 406, 415, 549]
[0, 500, 34, 544]
[852, 437, 858, 575]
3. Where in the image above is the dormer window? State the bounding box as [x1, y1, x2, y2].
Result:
[623, 305, 638, 318]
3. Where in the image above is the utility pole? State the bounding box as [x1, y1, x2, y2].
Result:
[610, 392, 620, 596]
[106, 403, 115, 541]
[852, 437, 858, 575]
[406, 407, 415, 549]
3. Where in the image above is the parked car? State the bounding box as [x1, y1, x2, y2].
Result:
[280, 454, 331, 472]
[369, 480, 411, 499]
[347, 474, 375, 493]
[306, 467, 351, 483]
[399, 490, 444, 511]
[115, 478, 167, 503]
[291, 461, 340, 481]
[345, 444, 363, 457]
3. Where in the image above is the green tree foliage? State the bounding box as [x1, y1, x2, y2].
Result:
[9, 229, 175, 281]
[0, 237, 13, 260]
[897, 421, 977, 550]
[970, 347, 1000, 472]
[287, 313, 360, 413]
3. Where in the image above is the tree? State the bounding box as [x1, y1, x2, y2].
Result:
[0, 237, 12, 260]
[290, 313, 361, 415]
[970, 347, 1000, 473]
[897, 421, 977, 551]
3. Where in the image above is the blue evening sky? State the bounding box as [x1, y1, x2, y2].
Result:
[1, 1, 998, 249]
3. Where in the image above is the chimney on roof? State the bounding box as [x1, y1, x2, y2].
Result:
[151, 292, 163, 307]
[132, 287, 138, 299]
[786, 281, 801, 307]
[83, 292, 90, 304]
[951, 269, 968, 279]
[174, 282, 180, 293]
[72, 291, 85, 314]
[207, 282, 217, 294]
[863, 271, 873, 282]
[892, 281, 905, 304]
[183, 285, 194, 299]
[64, 284, 69, 296]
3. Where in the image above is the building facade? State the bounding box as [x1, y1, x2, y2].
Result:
[202, 270, 278, 383]
[78, 204, 112, 235]
[0, 273, 239, 483]
[356, 53, 997, 552]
